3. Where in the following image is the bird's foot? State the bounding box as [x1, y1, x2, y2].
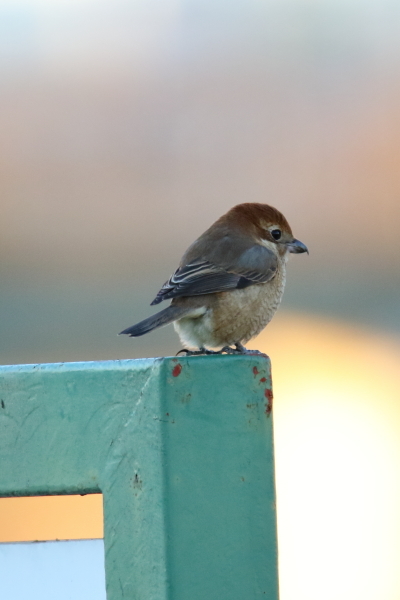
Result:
[219, 345, 241, 355]
[234, 343, 269, 357]
[176, 344, 268, 358]
[176, 347, 218, 356]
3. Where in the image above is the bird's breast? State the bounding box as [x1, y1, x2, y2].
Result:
[210, 267, 286, 345]
[174, 262, 287, 349]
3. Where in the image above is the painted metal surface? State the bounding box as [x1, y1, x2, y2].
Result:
[0, 355, 278, 600]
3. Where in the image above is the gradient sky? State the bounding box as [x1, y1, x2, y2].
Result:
[1, 0, 400, 367]
[0, 539, 106, 599]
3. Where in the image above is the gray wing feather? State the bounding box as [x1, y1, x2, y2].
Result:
[151, 234, 277, 305]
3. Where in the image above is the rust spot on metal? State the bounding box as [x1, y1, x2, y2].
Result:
[172, 363, 182, 377]
[260, 377, 266, 383]
[253, 366, 259, 376]
[264, 388, 273, 416]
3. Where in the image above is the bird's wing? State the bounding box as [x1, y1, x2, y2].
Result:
[151, 236, 277, 305]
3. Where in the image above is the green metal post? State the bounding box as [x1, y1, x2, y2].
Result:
[0, 355, 279, 599]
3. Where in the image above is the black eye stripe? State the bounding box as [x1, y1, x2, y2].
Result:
[271, 229, 281, 240]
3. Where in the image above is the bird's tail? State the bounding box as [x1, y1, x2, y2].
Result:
[119, 305, 191, 337]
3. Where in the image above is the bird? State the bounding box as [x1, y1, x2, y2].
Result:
[120, 203, 308, 355]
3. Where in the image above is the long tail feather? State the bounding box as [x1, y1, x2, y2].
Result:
[119, 306, 190, 337]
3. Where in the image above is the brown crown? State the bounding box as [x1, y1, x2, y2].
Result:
[224, 203, 292, 236]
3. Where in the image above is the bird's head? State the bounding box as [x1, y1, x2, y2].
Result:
[227, 203, 308, 257]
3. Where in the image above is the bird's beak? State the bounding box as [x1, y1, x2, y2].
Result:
[288, 238, 309, 254]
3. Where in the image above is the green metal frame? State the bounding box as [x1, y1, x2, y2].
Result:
[0, 355, 279, 600]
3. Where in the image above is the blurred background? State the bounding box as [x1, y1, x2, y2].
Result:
[1, 0, 400, 598]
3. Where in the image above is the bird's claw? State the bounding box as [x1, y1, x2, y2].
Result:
[176, 347, 218, 356]
[220, 346, 240, 355]
[234, 343, 269, 357]
[219, 344, 268, 356]
[176, 344, 268, 358]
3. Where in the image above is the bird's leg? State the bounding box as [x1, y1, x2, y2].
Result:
[235, 342, 249, 353]
[220, 345, 241, 355]
[176, 345, 268, 357]
[234, 343, 268, 357]
[215, 345, 258, 355]
[176, 348, 203, 356]
[176, 347, 218, 356]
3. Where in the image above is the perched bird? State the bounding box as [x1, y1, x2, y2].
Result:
[120, 203, 308, 355]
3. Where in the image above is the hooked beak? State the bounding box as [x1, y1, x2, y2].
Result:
[288, 238, 309, 254]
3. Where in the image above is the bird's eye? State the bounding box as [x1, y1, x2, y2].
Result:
[271, 229, 282, 241]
